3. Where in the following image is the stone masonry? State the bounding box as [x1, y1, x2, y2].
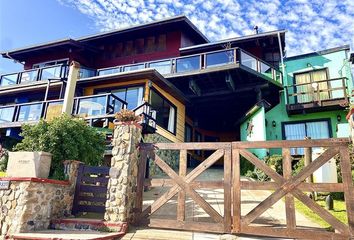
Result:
[0, 160, 81, 239]
[104, 122, 142, 223]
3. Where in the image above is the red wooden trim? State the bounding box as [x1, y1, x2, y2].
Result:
[0, 177, 69, 186]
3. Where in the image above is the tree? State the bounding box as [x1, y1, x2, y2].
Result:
[14, 114, 106, 179]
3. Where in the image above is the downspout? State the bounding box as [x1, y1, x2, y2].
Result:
[277, 32, 287, 104]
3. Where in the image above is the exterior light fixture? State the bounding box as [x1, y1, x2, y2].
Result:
[337, 115, 341, 122]
[272, 120, 276, 127]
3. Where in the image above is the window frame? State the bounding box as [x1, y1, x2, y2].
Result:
[33, 58, 69, 69]
[149, 87, 177, 135]
[281, 118, 332, 140]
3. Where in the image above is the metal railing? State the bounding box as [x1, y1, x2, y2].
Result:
[132, 102, 157, 130]
[95, 47, 283, 84]
[73, 93, 127, 118]
[0, 99, 64, 124]
[285, 77, 348, 105]
[0, 64, 68, 87]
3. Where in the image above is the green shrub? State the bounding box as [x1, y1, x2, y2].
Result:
[14, 114, 106, 180]
[240, 156, 255, 176]
[292, 157, 305, 176]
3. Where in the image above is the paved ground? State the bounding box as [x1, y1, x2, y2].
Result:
[122, 168, 322, 240]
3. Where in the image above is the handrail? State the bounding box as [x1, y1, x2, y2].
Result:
[73, 93, 128, 106]
[287, 77, 347, 87]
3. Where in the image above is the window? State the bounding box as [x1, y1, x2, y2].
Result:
[149, 89, 176, 134]
[283, 120, 330, 155]
[33, 59, 69, 68]
[96, 86, 144, 110]
[156, 34, 167, 51]
[294, 69, 329, 103]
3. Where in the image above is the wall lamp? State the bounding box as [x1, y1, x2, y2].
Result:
[272, 120, 276, 127]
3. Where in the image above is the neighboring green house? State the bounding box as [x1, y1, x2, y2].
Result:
[241, 45, 353, 157]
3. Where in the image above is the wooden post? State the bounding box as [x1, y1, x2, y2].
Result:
[282, 148, 296, 229]
[304, 137, 313, 183]
[232, 147, 241, 233]
[223, 148, 232, 233]
[177, 150, 187, 221]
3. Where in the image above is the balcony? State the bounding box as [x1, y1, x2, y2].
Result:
[132, 102, 157, 134]
[0, 64, 68, 87]
[285, 77, 349, 114]
[94, 47, 283, 85]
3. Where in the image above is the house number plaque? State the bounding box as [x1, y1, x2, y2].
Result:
[0, 180, 10, 190]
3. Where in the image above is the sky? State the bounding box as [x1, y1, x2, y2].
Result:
[0, 0, 354, 74]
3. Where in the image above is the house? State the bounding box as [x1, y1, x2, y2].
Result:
[0, 15, 351, 164]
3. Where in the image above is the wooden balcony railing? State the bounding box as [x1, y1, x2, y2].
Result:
[285, 77, 349, 112]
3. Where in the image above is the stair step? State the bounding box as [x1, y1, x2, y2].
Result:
[11, 230, 125, 240]
[50, 218, 127, 232]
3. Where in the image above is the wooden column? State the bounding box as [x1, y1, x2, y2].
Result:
[232, 148, 241, 233]
[282, 148, 296, 229]
[62, 61, 80, 115]
[177, 150, 187, 221]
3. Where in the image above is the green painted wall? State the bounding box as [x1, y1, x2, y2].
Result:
[240, 107, 267, 159]
[265, 48, 352, 155]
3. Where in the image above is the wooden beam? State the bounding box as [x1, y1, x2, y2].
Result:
[282, 148, 296, 230]
[177, 150, 187, 222]
[147, 219, 224, 233]
[232, 148, 241, 233]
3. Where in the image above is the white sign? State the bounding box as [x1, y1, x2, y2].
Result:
[0, 180, 10, 190]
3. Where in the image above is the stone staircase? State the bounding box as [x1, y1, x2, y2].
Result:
[9, 218, 127, 240]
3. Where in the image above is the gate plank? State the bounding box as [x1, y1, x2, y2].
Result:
[141, 149, 224, 218]
[177, 150, 187, 221]
[232, 148, 241, 233]
[282, 148, 296, 230]
[338, 146, 354, 237]
[148, 219, 224, 233]
[154, 154, 224, 224]
[242, 147, 339, 226]
[135, 150, 148, 217]
[223, 148, 232, 232]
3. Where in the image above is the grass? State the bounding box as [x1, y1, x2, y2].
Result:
[294, 197, 348, 229]
[0, 172, 5, 177]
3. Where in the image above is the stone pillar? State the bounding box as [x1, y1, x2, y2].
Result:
[104, 122, 142, 223]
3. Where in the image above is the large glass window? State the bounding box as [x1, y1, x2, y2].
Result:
[149, 89, 176, 134]
[284, 120, 330, 155]
[0, 107, 15, 123]
[17, 103, 42, 122]
[97, 86, 144, 110]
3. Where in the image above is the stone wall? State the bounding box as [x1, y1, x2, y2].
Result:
[0, 161, 80, 239]
[143, 133, 179, 176]
[105, 122, 142, 223]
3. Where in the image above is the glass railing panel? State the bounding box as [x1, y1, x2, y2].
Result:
[79, 67, 96, 79]
[17, 103, 42, 122]
[176, 55, 200, 73]
[205, 50, 234, 68]
[40, 65, 63, 80]
[77, 96, 107, 116]
[260, 62, 272, 79]
[0, 73, 18, 86]
[0, 106, 15, 123]
[45, 100, 64, 119]
[123, 64, 145, 72]
[19, 69, 39, 84]
[240, 51, 257, 72]
[148, 60, 172, 74]
[98, 67, 121, 76]
[109, 95, 124, 114]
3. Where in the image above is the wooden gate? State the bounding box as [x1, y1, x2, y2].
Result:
[136, 139, 354, 239]
[72, 164, 110, 215]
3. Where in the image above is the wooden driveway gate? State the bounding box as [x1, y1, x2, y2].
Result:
[136, 139, 354, 239]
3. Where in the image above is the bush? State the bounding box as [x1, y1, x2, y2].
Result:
[14, 114, 106, 179]
[115, 109, 140, 122]
[245, 154, 285, 181]
[240, 156, 255, 176]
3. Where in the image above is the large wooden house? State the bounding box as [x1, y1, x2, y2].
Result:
[0, 16, 352, 163]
